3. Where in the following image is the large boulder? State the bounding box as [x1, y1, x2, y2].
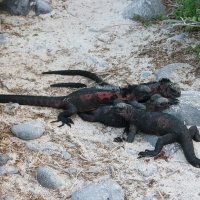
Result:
[0, 0, 52, 16]
[164, 91, 200, 126]
[122, 0, 166, 20]
[0, 0, 31, 16]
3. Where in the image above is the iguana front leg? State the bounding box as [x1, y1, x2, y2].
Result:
[114, 124, 138, 143]
[52, 102, 77, 127]
[124, 124, 138, 143]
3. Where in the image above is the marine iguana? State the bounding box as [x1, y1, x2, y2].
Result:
[78, 94, 179, 127]
[0, 84, 152, 127]
[113, 101, 200, 168]
[42, 70, 181, 98]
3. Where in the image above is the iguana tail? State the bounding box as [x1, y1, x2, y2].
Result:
[180, 132, 200, 168]
[0, 95, 67, 109]
[50, 83, 86, 88]
[42, 70, 107, 85]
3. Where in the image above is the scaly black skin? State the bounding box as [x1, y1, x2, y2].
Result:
[113, 102, 200, 168]
[78, 95, 179, 127]
[42, 70, 181, 98]
[0, 85, 152, 127]
[79, 97, 193, 143]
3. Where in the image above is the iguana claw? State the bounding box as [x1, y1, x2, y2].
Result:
[51, 117, 74, 127]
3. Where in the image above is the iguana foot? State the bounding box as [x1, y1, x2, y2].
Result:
[51, 117, 74, 127]
[138, 149, 157, 158]
[113, 137, 123, 142]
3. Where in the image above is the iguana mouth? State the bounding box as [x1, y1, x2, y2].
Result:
[167, 87, 181, 97]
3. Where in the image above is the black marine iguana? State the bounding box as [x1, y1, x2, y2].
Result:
[42, 70, 181, 98]
[78, 94, 179, 128]
[0, 84, 153, 127]
[113, 101, 200, 168]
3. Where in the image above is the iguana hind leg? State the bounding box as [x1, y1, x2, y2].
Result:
[138, 133, 176, 158]
[78, 112, 96, 122]
[189, 126, 200, 142]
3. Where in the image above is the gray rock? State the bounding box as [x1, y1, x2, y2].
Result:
[62, 151, 71, 160]
[164, 91, 200, 126]
[71, 179, 124, 200]
[3, 196, 14, 200]
[122, 0, 166, 20]
[136, 163, 158, 177]
[144, 195, 154, 200]
[0, 0, 31, 16]
[88, 28, 99, 32]
[0, 166, 18, 175]
[26, 141, 62, 154]
[167, 33, 185, 42]
[11, 120, 45, 140]
[141, 71, 152, 78]
[36, 167, 62, 189]
[0, 33, 7, 45]
[84, 54, 111, 68]
[35, 0, 52, 16]
[126, 149, 136, 155]
[0, 154, 10, 166]
[160, 28, 170, 34]
[4, 103, 19, 112]
[118, 44, 124, 47]
[36, 43, 55, 50]
[156, 63, 193, 81]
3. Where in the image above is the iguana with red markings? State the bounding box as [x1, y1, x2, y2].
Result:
[0, 84, 153, 127]
[42, 70, 181, 98]
[113, 101, 200, 168]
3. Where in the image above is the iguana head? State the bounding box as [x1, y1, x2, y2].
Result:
[113, 102, 134, 121]
[159, 79, 181, 98]
[130, 85, 153, 102]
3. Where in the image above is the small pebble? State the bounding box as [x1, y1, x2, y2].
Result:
[0, 166, 18, 175]
[140, 71, 152, 78]
[88, 28, 99, 32]
[4, 103, 19, 112]
[0, 33, 8, 45]
[36, 167, 62, 189]
[0, 154, 10, 166]
[126, 149, 136, 155]
[26, 141, 62, 154]
[3, 196, 14, 200]
[62, 151, 71, 160]
[35, 0, 52, 16]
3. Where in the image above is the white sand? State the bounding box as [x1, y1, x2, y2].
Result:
[0, 0, 200, 199]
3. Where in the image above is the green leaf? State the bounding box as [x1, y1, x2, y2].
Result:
[191, 44, 197, 49]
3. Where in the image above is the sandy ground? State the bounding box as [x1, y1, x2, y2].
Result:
[0, 0, 200, 199]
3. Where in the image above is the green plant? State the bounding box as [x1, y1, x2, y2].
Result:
[173, 0, 200, 19]
[191, 44, 200, 60]
[172, 0, 200, 61]
[172, 0, 200, 29]
[132, 14, 166, 26]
